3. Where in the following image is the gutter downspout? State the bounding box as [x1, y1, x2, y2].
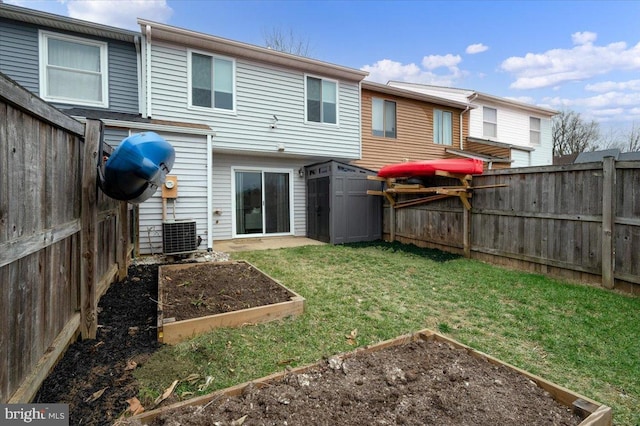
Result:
[207, 133, 213, 251]
[459, 105, 471, 150]
[145, 24, 153, 118]
[134, 36, 143, 116]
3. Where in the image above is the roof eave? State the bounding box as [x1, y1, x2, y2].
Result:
[0, 3, 139, 42]
[471, 92, 558, 116]
[139, 19, 369, 82]
[362, 81, 474, 110]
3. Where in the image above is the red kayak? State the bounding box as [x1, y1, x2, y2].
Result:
[378, 158, 484, 178]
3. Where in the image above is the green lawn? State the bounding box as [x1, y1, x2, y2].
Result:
[136, 241, 640, 425]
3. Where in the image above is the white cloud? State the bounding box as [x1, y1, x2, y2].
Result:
[572, 31, 597, 45]
[361, 58, 464, 86]
[501, 33, 640, 90]
[421, 54, 461, 70]
[466, 43, 488, 54]
[66, 0, 173, 30]
[586, 79, 640, 92]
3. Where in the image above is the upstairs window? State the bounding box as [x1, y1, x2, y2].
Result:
[530, 117, 541, 145]
[434, 109, 453, 145]
[483, 107, 497, 138]
[190, 51, 235, 111]
[372, 98, 396, 138]
[39, 31, 108, 107]
[306, 76, 337, 124]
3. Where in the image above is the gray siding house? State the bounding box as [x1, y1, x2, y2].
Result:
[0, 4, 217, 254]
[137, 20, 368, 251]
[1, 5, 369, 253]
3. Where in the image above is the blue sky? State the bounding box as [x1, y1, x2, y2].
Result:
[8, 0, 640, 134]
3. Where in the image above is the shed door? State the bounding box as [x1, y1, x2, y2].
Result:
[307, 177, 330, 243]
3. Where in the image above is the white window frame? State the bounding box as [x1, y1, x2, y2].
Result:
[39, 30, 109, 108]
[530, 117, 541, 145]
[372, 97, 397, 138]
[187, 49, 236, 113]
[304, 74, 339, 126]
[483, 106, 497, 139]
[433, 109, 453, 145]
[230, 166, 295, 239]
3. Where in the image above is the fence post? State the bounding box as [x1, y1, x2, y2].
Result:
[117, 201, 129, 281]
[463, 206, 471, 258]
[602, 156, 616, 289]
[80, 119, 102, 339]
[390, 205, 396, 242]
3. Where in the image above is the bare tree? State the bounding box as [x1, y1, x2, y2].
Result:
[595, 123, 640, 152]
[622, 123, 640, 152]
[552, 109, 600, 156]
[263, 27, 311, 57]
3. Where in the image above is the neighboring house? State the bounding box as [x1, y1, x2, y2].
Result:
[136, 19, 368, 251]
[354, 81, 473, 171]
[0, 4, 214, 255]
[387, 82, 558, 168]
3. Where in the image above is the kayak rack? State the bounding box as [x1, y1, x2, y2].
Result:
[367, 170, 507, 210]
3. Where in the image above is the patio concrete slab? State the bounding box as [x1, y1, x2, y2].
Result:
[213, 236, 326, 253]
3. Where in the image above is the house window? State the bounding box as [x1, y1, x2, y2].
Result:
[190, 51, 234, 111]
[372, 98, 396, 138]
[306, 76, 337, 124]
[530, 117, 541, 145]
[434, 109, 453, 145]
[483, 107, 497, 138]
[39, 31, 108, 107]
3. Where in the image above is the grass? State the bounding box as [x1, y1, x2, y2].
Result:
[135, 241, 640, 425]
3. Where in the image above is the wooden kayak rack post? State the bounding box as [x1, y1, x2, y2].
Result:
[366, 171, 507, 210]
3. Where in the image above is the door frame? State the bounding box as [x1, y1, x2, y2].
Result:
[230, 166, 295, 238]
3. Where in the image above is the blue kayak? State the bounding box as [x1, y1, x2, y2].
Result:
[100, 131, 175, 203]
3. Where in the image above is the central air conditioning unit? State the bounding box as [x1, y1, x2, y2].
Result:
[162, 219, 198, 255]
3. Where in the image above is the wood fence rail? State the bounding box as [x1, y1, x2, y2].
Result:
[0, 73, 132, 403]
[384, 159, 640, 294]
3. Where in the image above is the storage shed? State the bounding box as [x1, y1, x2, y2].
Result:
[305, 160, 382, 244]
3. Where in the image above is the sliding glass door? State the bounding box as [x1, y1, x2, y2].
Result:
[234, 169, 292, 236]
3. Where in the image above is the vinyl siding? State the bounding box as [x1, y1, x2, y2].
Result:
[0, 18, 39, 92]
[469, 101, 553, 166]
[148, 41, 361, 159]
[353, 89, 466, 171]
[0, 18, 138, 113]
[118, 131, 210, 255]
[511, 149, 531, 167]
[211, 153, 308, 242]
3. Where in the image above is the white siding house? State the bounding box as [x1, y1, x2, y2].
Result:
[137, 20, 368, 252]
[387, 82, 557, 167]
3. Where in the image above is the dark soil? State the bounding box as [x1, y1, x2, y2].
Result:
[34, 264, 162, 426]
[34, 259, 587, 426]
[127, 340, 583, 426]
[161, 262, 294, 321]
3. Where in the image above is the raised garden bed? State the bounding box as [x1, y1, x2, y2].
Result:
[157, 261, 305, 344]
[128, 329, 612, 425]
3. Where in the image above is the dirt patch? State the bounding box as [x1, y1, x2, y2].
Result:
[126, 339, 583, 426]
[34, 264, 161, 426]
[161, 262, 294, 321]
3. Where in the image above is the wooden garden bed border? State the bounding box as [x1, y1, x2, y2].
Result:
[132, 328, 612, 425]
[157, 260, 306, 345]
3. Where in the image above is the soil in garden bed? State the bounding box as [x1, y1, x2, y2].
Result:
[161, 262, 296, 321]
[33, 258, 588, 426]
[126, 339, 584, 426]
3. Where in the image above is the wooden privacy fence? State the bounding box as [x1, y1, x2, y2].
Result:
[383, 160, 640, 294]
[0, 74, 132, 403]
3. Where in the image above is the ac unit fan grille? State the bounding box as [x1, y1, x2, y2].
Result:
[162, 220, 197, 255]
